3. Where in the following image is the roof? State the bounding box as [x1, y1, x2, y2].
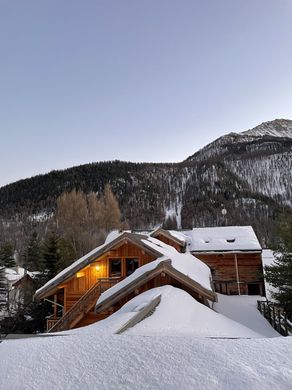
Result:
[150, 228, 186, 247]
[5, 267, 37, 285]
[95, 239, 215, 312]
[182, 226, 262, 252]
[34, 232, 163, 300]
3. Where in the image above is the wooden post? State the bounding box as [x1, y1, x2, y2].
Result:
[284, 312, 288, 336]
[278, 309, 282, 335]
[54, 294, 57, 318]
[234, 254, 240, 295]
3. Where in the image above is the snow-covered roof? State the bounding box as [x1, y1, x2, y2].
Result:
[5, 267, 37, 284]
[182, 226, 261, 252]
[114, 286, 266, 338]
[95, 237, 213, 310]
[34, 231, 164, 300]
[149, 227, 186, 246]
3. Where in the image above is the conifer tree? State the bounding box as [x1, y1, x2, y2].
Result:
[23, 231, 43, 271]
[0, 242, 16, 268]
[265, 214, 292, 319]
[42, 231, 60, 279]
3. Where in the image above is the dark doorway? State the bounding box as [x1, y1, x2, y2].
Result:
[248, 283, 261, 295]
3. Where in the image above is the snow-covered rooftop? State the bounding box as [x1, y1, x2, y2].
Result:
[5, 267, 37, 284]
[96, 237, 213, 309]
[182, 226, 261, 252]
[115, 286, 265, 338]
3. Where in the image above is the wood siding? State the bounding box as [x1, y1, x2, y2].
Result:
[154, 234, 184, 252]
[193, 252, 264, 295]
[58, 242, 156, 313]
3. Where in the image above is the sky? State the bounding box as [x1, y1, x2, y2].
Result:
[0, 0, 292, 187]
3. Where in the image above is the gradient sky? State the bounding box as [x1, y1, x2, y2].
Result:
[1, 0, 292, 187]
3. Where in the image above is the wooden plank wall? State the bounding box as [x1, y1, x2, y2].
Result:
[154, 234, 183, 252]
[193, 252, 264, 295]
[60, 242, 156, 312]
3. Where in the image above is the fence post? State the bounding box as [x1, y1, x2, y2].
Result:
[272, 306, 276, 330]
[278, 309, 282, 335]
[284, 313, 288, 336]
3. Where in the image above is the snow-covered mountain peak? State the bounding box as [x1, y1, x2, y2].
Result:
[240, 119, 292, 139]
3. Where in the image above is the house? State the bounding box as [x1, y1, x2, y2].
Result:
[1, 267, 36, 319]
[152, 226, 264, 296]
[34, 226, 264, 332]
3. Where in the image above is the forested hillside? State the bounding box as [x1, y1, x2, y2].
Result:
[0, 119, 291, 249]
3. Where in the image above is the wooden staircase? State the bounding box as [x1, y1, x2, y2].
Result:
[48, 278, 121, 333]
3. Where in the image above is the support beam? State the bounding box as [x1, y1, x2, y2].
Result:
[234, 254, 240, 295]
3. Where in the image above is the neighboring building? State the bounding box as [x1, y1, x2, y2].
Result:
[34, 226, 264, 333]
[156, 226, 264, 296]
[1, 267, 36, 318]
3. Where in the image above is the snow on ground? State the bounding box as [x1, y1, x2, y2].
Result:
[117, 286, 263, 338]
[214, 294, 279, 338]
[1, 287, 290, 389]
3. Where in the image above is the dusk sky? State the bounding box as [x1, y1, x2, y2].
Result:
[1, 0, 292, 187]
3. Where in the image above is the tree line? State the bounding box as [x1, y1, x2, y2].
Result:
[0, 184, 123, 333]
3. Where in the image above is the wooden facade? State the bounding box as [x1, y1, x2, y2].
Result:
[153, 233, 184, 252]
[41, 241, 157, 331]
[36, 229, 265, 332]
[193, 252, 264, 296]
[150, 229, 185, 252]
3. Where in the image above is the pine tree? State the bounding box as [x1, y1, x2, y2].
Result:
[265, 214, 292, 319]
[0, 242, 16, 268]
[23, 231, 43, 272]
[42, 231, 61, 279]
[57, 237, 76, 272]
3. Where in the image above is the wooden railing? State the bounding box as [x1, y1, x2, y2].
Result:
[46, 318, 60, 331]
[257, 300, 292, 336]
[48, 277, 122, 333]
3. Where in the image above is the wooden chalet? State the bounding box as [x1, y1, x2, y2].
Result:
[154, 226, 265, 296]
[34, 226, 264, 333]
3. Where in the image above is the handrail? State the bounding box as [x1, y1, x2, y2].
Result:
[48, 277, 122, 333]
[257, 300, 292, 336]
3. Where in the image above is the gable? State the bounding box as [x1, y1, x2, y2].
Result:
[95, 260, 216, 314]
[35, 234, 160, 300]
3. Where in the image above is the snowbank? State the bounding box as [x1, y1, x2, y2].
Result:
[214, 294, 279, 338]
[111, 286, 264, 338]
[0, 315, 291, 389]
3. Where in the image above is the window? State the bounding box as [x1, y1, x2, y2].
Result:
[109, 258, 122, 277]
[248, 283, 261, 295]
[126, 258, 139, 276]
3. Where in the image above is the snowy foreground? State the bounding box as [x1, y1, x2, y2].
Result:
[1, 287, 292, 390]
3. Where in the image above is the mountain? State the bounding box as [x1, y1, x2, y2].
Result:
[0, 119, 291, 247]
[187, 119, 292, 208]
[241, 119, 292, 138]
